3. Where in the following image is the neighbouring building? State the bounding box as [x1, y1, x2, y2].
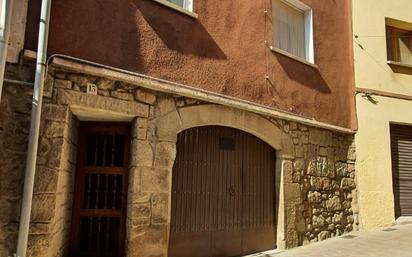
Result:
[353, 0, 412, 230]
[0, 1, 357, 257]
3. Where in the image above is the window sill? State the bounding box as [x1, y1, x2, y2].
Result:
[151, 0, 198, 19]
[270, 46, 318, 69]
[387, 61, 412, 75]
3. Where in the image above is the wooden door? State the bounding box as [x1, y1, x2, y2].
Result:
[69, 123, 130, 257]
[169, 126, 276, 257]
[391, 124, 412, 218]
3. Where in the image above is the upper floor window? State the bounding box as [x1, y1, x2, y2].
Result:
[386, 26, 412, 66]
[167, 0, 193, 12]
[385, 18, 412, 74]
[272, 0, 314, 64]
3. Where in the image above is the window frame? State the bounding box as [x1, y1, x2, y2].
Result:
[151, 0, 197, 19]
[272, 0, 315, 64]
[386, 25, 412, 64]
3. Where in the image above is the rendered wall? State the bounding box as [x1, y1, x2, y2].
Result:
[24, 0, 356, 129]
[353, 0, 412, 229]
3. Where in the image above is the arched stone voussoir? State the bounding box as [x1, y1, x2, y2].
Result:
[175, 104, 283, 151]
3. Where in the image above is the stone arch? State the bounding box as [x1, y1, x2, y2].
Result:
[179, 104, 283, 149]
[156, 103, 285, 152]
[152, 102, 288, 253]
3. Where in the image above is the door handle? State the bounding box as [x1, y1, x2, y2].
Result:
[229, 187, 235, 197]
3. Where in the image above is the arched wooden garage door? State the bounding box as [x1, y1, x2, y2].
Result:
[169, 126, 276, 257]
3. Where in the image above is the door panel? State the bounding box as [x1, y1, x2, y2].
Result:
[169, 126, 276, 257]
[69, 123, 130, 257]
[242, 132, 276, 254]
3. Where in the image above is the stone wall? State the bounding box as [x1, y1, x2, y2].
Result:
[0, 62, 35, 257]
[276, 121, 357, 247]
[0, 62, 357, 257]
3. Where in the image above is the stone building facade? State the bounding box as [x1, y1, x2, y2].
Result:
[0, 57, 357, 257]
[0, 0, 358, 256]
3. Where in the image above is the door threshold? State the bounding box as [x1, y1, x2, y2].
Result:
[395, 216, 412, 226]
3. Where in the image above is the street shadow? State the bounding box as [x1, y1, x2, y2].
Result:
[133, 0, 227, 59]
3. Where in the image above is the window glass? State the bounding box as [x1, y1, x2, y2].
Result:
[397, 31, 412, 65]
[273, 0, 306, 59]
[168, 0, 184, 8]
[167, 0, 192, 11]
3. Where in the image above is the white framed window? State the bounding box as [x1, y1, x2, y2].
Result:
[272, 0, 314, 63]
[167, 0, 193, 12]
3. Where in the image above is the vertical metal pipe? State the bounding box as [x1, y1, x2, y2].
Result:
[0, 0, 13, 103]
[16, 0, 52, 256]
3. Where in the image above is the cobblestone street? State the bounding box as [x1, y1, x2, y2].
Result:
[250, 222, 412, 257]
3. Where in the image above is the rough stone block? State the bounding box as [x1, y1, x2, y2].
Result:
[309, 129, 332, 147]
[43, 73, 54, 98]
[54, 79, 72, 89]
[154, 142, 177, 169]
[284, 183, 302, 204]
[335, 162, 348, 177]
[131, 140, 154, 167]
[42, 104, 68, 122]
[293, 159, 305, 173]
[132, 117, 148, 140]
[96, 78, 115, 90]
[308, 191, 322, 203]
[341, 178, 356, 190]
[128, 192, 152, 204]
[67, 73, 94, 86]
[0, 198, 21, 223]
[347, 146, 356, 162]
[312, 215, 326, 228]
[128, 167, 141, 195]
[295, 146, 304, 158]
[34, 166, 58, 193]
[141, 167, 170, 193]
[283, 160, 293, 183]
[318, 231, 331, 241]
[281, 133, 295, 156]
[326, 196, 342, 211]
[27, 234, 51, 257]
[135, 89, 157, 105]
[127, 224, 168, 257]
[151, 193, 169, 224]
[31, 195, 56, 222]
[131, 203, 151, 219]
[29, 222, 51, 235]
[156, 97, 176, 117]
[57, 89, 149, 118]
[42, 120, 66, 139]
[111, 90, 134, 101]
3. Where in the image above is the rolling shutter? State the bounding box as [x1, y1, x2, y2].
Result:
[391, 124, 412, 217]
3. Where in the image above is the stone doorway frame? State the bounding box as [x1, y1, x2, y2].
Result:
[136, 102, 292, 256]
[32, 88, 293, 257]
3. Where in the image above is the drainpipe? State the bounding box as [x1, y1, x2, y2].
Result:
[0, 0, 13, 103]
[16, 0, 52, 256]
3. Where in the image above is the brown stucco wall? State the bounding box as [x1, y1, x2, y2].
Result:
[24, 0, 355, 129]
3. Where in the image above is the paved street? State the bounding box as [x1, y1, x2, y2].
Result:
[249, 222, 412, 257]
